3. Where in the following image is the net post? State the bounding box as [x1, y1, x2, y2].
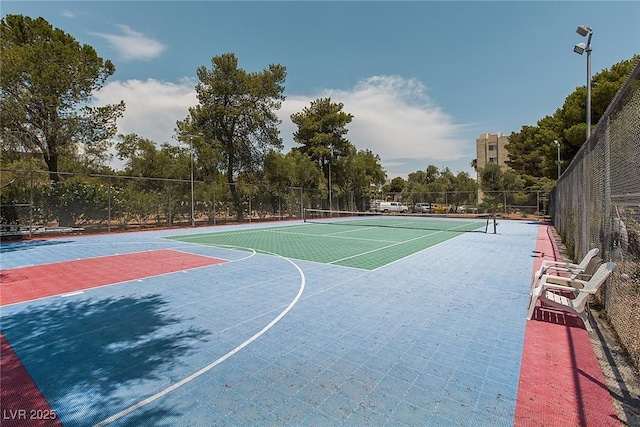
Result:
[492, 212, 497, 234]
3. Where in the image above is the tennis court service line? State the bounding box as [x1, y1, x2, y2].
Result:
[262, 227, 399, 244]
[93, 250, 306, 427]
[328, 229, 444, 266]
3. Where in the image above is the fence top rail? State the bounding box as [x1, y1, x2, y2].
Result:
[599, 57, 640, 122]
[0, 168, 194, 184]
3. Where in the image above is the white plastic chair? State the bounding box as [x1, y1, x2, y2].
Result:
[529, 248, 599, 292]
[526, 262, 615, 331]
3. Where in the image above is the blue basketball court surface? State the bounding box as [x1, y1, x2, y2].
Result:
[1, 219, 539, 426]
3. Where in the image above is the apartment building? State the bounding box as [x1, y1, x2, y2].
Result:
[475, 133, 510, 204]
[476, 132, 510, 170]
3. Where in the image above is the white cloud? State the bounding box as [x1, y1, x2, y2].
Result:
[61, 11, 76, 18]
[93, 75, 475, 178]
[91, 24, 166, 61]
[92, 78, 197, 144]
[279, 75, 474, 178]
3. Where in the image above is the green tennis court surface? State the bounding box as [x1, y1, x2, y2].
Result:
[167, 219, 485, 270]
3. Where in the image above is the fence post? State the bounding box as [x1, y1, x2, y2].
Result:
[108, 176, 112, 232]
[503, 191, 507, 215]
[603, 117, 612, 260]
[602, 117, 613, 311]
[29, 170, 34, 238]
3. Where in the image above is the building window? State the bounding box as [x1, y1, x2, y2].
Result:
[489, 157, 498, 163]
[489, 144, 497, 151]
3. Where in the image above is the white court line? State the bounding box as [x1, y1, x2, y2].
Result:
[328, 230, 443, 265]
[0, 250, 247, 309]
[60, 291, 84, 298]
[328, 221, 482, 270]
[372, 232, 468, 271]
[2, 248, 210, 270]
[262, 228, 398, 244]
[168, 247, 231, 262]
[93, 250, 306, 427]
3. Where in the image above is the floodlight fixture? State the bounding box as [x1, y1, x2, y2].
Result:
[576, 25, 592, 37]
[572, 25, 593, 140]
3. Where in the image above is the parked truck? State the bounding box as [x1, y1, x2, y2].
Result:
[376, 202, 409, 213]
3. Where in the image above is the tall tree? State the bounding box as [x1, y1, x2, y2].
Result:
[290, 98, 354, 191]
[177, 53, 286, 220]
[263, 150, 323, 192]
[344, 149, 386, 194]
[387, 176, 406, 194]
[0, 15, 125, 181]
[448, 170, 479, 208]
[116, 133, 189, 180]
[407, 165, 440, 186]
[479, 163, 524, 212]
[506, 55, 638, 182]
[404, 165, 443, 203]
[480, 163, 523, 193]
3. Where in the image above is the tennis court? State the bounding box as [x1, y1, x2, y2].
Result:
[167, 214, 490, 270]
[0, 218, 621, 426]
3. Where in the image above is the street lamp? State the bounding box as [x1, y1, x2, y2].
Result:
[573, 25, 593, 141]
[554, 140, 561, 179]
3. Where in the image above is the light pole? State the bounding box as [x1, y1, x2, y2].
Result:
[178, 133, 201, 227]
[573, 25, 593, 141]
[190, 136, 195, 227]
[554, 140, 561, 179]
[328, 160, 332, 213]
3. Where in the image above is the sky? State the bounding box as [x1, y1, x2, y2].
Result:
[3, 1, 639, 179]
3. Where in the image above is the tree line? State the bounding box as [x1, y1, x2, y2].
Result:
[1, 14, 638, 224]
[1, 15, 386, 222]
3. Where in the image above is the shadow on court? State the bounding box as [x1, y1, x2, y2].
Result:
[1, 294, 211, 426]
[529, 307, 587, 329]
[0, 239, 73, 253]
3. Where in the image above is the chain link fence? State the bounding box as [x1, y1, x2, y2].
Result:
[378, 190, 548, 217]
[551, 60, 640, 371]
[0, 169, 370, 234]
[1, 170, 549, 237]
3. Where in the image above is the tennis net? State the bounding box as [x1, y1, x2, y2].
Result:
[303, 209, 495, 233]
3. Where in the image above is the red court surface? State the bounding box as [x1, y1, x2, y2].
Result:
[0, 249, 226, 306]
[514, 224, 620, 426]
[0, 334, 62, 427]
